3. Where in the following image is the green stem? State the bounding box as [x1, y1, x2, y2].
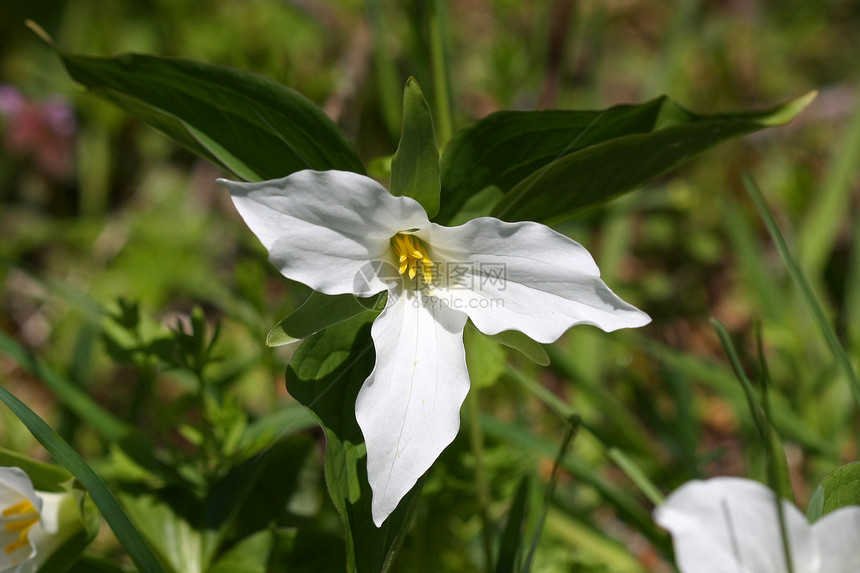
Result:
[743, 173, 860, 411]
[428, 0, 453, 147]
[467, 386, 494, 573]
[507, 366, 664, 505]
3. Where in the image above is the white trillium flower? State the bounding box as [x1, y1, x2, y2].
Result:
[219, 169, 650, 525]
[654, 477, 860, 573]
[1, 467, 80, 573]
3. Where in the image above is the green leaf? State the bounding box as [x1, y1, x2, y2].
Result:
[120, 488, 214, 573]
[486, 330, 550, 366]
[0, 447, 72, 491]
[437, 93, 814, 223]
[208, 531, 273, 573]
[807, 486, 825, 522]
[120, 435, 315, 573]
[813, 462, 860, 519]
[42, 35, 364, 181]
[0, 384, 166, 573]
[438, 97, 668, 222]
[237, 404, 316, 452]
[464, 326, 507, 389]
[286, 314, 421, 573]
[69, 556, 130, 573]
[490, 93, 815, 222]
[390, 78, 441, 217]
[266, 291, 383, 347]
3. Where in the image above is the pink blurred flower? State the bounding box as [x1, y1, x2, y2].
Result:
[0, 84, 76, 181]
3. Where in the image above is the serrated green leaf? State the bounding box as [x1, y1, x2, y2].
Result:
[816, 462, 860, 517]
[285, 314, 421, 573]
[491, 93, 815, 222]
[45, 42, 364, 181]
[266, 291, 382, 347]
[390, 78, 441, 217]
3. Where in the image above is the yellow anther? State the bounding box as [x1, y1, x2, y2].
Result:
[391, 233, 434, 284]
[5, 528, 34, 554]
[3, 500, 38, 555]
[5, 518, 36, 532]
[2, 500, 35, 518]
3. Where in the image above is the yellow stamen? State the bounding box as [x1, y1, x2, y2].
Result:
[3, 500, 38, 555]
[391, 233, 434, 284]
[2, 501, 35, 517]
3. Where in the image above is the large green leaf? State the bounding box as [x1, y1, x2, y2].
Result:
[438, 97, 667, 222]
[390, 78, 441, 217]
[807, 462, 860, 522]
[438, 93, 814, 223]
[41, 32, 364, 181]
[266, 291, 383, 347]
[286, 314, 421, 573]
[491, 93, 815, 222]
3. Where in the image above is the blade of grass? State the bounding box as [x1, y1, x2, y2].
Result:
[467, 385, 494, 573]
[365, 0, 403, 141]
[798, 87, 860, 276]
[481, 415, 666, 550]
[495, 476, 529, 573]
[709, 319, 766, 434]
[0, 331, 130, 441]
[506, 365, 665, 505]
[742, 173, 860, 410]
[632, 335, 838, 458]
[522, 415, 580, 572]
[710, 318, 792, 501]
[720, 193, 784, 321]
[428, 0, 452, 147]
[754, 322, 796, 573]
[0, 384, 166, 573]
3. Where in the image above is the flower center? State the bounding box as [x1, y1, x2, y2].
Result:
[2, 500, 39, 555]
[391, 233, 434, 284]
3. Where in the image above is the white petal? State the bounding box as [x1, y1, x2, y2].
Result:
[417, 218, 649, 343]
[0, 467, 42, 570]
[654, 477, 816, 573]
[219, 170, 430, 296]
[0, 467, 41, 512]
[812, 506, 860, 572]
[355, 288, 470, 526]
